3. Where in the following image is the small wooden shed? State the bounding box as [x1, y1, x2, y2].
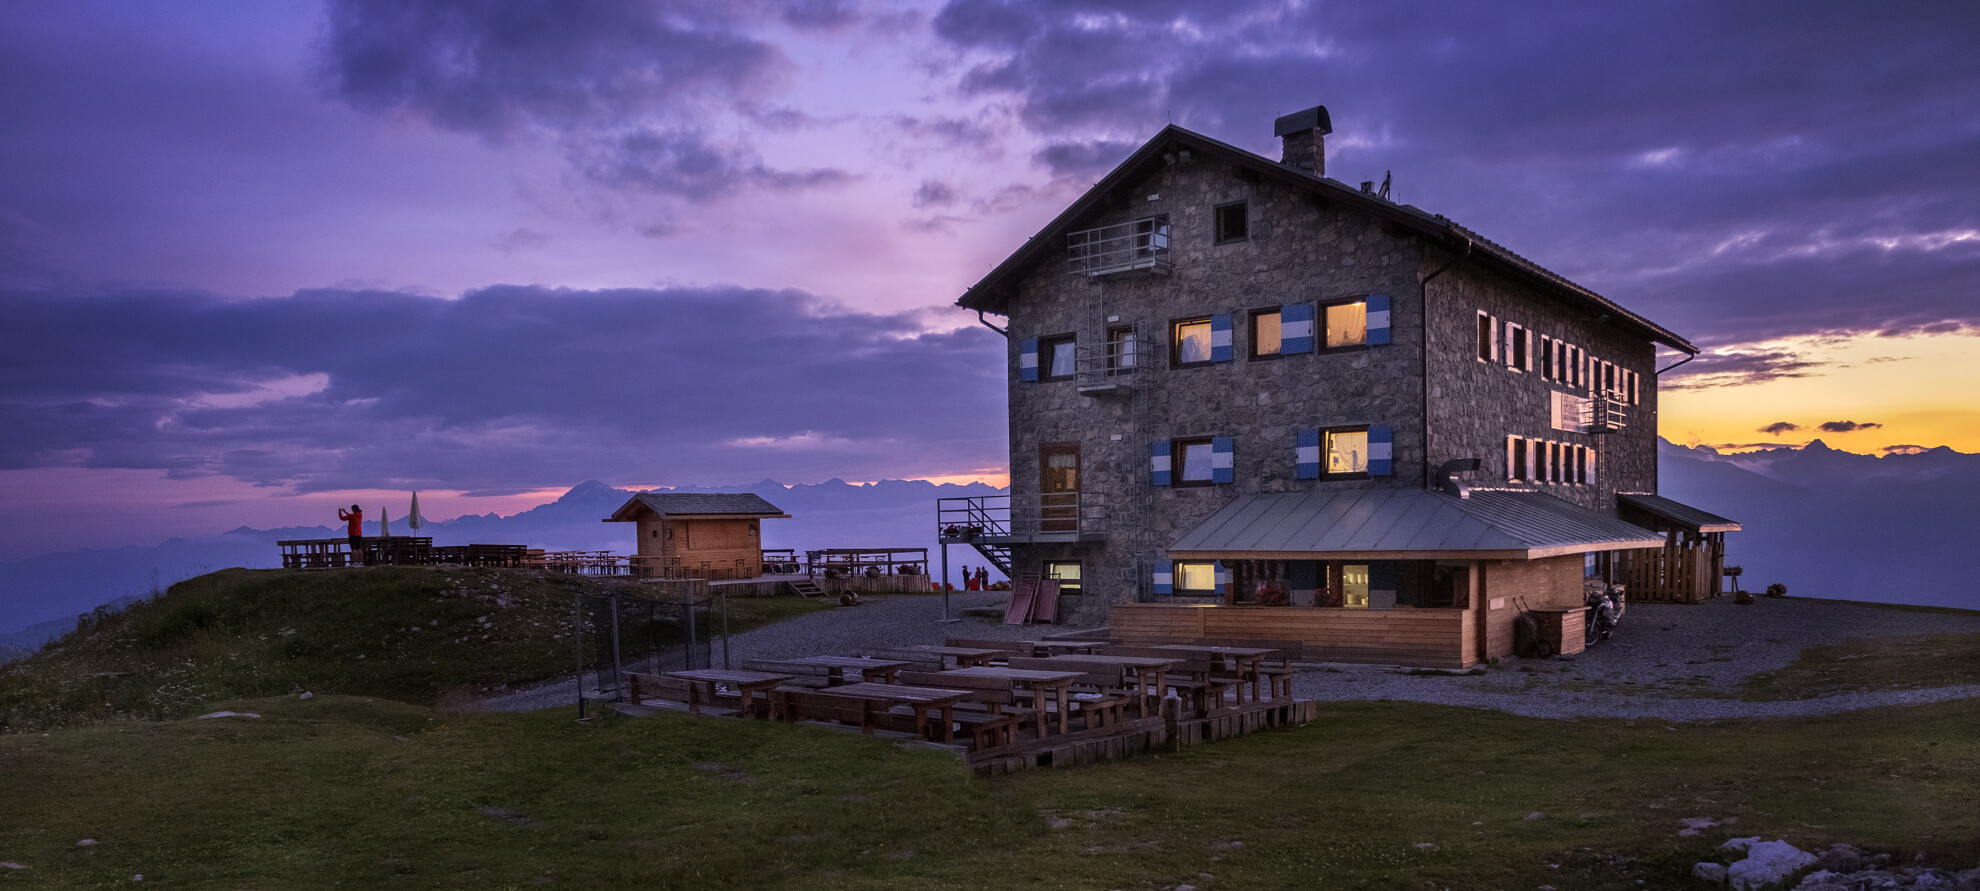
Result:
[604, 493, 790, 580]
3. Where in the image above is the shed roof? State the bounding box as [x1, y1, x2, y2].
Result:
[956, 125, 1696, 353]
[1617, 494, 1741, 533]
[1166, 488, 1665, 561]
[604, 493, 789, 523]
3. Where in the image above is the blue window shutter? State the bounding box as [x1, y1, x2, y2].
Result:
[1214, 561, 1229, 592]
[1018, 337, 1039, 382]
[1367, 424, 1393, 477]
[1296, 428, 1320, 479]
[1150, 439, 1171, 487]
[1210, 313, 1233, 362]
[1153, 561, 1173, 595]
[1366, 293, 1391, 345]
[1280, 303, 1314, 354]
[1211, 436, 1235, 484]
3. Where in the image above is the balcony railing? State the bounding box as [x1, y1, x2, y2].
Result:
[1584, 394, 1627, 434]
[938, 493, 1109, 538]
[1074, 334, 1140, 394]
[1068, 216, 1171, 277]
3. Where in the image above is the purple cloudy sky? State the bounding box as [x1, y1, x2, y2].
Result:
[3, 0, 1977, 560]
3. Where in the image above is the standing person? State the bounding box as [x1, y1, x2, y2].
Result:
[338, 504, 364, 566]
[977, 567, 989, 589]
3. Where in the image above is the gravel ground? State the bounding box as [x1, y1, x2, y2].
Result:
[486, 593, 1980, 721]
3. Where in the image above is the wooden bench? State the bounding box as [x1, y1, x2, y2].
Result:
[898, 670, 1040, 737]
[742, 659, 838, 688]
[625, 671, 707, 709]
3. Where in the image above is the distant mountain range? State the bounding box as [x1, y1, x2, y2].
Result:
[4, 442, 1976, 647]
[0, 477, 1002, 644]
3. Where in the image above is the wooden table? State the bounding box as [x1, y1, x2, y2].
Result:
[898, 645, 1004, 668]
[786, 656, 910, 685]
[666, 669, 793, 718]
[1036, 654, 1178, 715]
[808, 682, 969, 743]
[1151, 645, 1278, 703]
[939, 666, 1083, 737]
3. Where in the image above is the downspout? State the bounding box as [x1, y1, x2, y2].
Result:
[1418, 236, 1473, 488]
[975, 309, 1008, 337]
[1655, 350, 1696, 376]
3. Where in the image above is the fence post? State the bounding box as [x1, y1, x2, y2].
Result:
[573, 590, 586, 719]
[609, 589, 624, 702]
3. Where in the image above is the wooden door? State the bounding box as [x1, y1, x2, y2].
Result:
[1039, 443, 1081, 532]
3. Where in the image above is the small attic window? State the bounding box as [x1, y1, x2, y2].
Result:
[1214, 202, 1249, 243]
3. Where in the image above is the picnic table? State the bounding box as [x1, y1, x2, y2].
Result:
[1035, 639, 1106, 655]
[667, 669, 793, 718]
[938, 666, 1083, 737]
[1035, 654, 1178, 715]
[896, 645, 1004, 668]
[1151, 644, 1279, 703]
[786, 655, 910, 685]
[802, 682, 969, 743]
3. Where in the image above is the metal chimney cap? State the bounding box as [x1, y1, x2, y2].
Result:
[1273, 105, 1333, 137]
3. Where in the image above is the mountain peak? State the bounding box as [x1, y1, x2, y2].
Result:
[561, 480, 622, 501]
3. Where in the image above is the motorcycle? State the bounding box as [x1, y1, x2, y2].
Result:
[1584, 583, 1626, 647]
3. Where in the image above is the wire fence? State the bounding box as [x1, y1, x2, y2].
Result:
[569, 581, 730, 718]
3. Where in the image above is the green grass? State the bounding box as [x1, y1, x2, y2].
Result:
[1740, 633, 1980, 701]
[1, 695, 1975, 889]
[0, 567, 830, 733]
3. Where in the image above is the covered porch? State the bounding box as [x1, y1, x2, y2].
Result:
[1114, 488, 1666, 667]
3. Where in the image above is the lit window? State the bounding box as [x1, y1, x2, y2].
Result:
[1172, 317, 1213, 365]
[1341, 564, 1370, 608]
[1250, 308, 1282, 359]
[1325, 299, 1367, 349]
[1045, 561, 1082, 595]
[1325, 428, 1369, 477]
[1177, 561, 1219, 593]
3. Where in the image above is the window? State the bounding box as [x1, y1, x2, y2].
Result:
[1552, 442, 1566, 483]
[1045, 561, 1082, 596]
[1339, 563, 1371, 608]
[1173, 437, 1216, 486]
[1324, 299, 1368, 349]
[1540, 335, 1554, 380]
[1176, 561, 1220, 594]
[1171, 316, 1214, 366]
[1477, 312, 1496, 362]
[1040, 334, 1076, 380]
[1107, 326, 1137, 372]
[1249, 308, 1283, 359]
[1323, 427, 1370, 478]
[1508, 435, 1529, 482]
[1214, 202, 1248, 243]
[1507, 323, 1530, 371]
[1575, 445, 1588, 484]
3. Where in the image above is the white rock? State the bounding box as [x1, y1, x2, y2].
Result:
[1693, 862, 1728, 883]
[1720, 836, 1762, 852]
[1, 861, 27, 869]
[77, 839, 97, 846]
[1524, 811, 1546, 820]
[195, 711, 261, 719]
[298, 692, 313, 700]
[1729, 840, 1816, 891]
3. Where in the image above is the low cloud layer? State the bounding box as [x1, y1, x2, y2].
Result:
[1818, 420, 1882, 433]
[1758, 421, 1799, 436]
[0, 286, 1008, 493]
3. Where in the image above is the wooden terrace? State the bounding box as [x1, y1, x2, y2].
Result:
[618, 636, 1314, 775]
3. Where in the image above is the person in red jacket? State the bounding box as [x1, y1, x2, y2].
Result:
[338, 504, 364, 565]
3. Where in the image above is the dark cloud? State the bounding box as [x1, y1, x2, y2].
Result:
[1034, 140, 1138, 178]
[0, 285, 1007, 491]
[1758, 421, 1799, 436]
[1661, 348, 1821, 390]
[1819, 420, 1882, 433]
[913, 180, 959, 208]
[319, 0, 845, 201]
[1883, 444, 1928, 454]
[929, 0, 1980, 343]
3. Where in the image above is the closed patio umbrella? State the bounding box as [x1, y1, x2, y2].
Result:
[408, 491, 424, 533]
[379, 506, 391, 537]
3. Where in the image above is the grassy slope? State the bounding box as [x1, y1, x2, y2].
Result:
[1, 695, 1974, 889]
[0, 567, 828, 732]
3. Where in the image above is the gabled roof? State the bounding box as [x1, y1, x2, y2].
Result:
[604, 493, 789, 523]
[1617, 493, 1741, 533]
[957, 125, 1696, 353]
[1166, 488, 1665, 561]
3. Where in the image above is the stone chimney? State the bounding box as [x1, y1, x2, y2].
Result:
[1274, 105, 1333, 176]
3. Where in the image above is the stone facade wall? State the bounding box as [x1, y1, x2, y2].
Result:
[997, 154, 1667, 625]
[1421, 248, 1660, 508]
